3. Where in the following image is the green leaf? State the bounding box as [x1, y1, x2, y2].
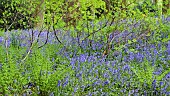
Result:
[156, 67, 170, 81]
[128, 40, 132, 44]
[132, 38, 137, 42]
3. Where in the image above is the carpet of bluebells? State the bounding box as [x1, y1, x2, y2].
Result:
[0, 18, 170, 96]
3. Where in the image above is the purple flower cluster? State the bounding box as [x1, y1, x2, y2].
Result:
[54, 30, 170, 95]
[0, 26, 170, 95]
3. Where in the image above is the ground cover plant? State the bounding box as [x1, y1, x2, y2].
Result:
[0, 0, 170, 96]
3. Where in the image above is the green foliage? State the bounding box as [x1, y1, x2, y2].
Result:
[0, 44, 27, 95]
[0, 0, 44, 30]
[0, 42, 74, 95]
[1, 0, 169, 44]
[130, 58, 155, 87]
[0, 0, 170, 95]
[130, 57, 170, 91]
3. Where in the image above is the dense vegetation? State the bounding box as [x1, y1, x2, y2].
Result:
[0, 0, 170, 95]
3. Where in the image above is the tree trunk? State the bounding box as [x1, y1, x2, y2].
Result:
[33, 0, 45, 29]
[157, 0, 163, 17]
[163, 0, 170, 14]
